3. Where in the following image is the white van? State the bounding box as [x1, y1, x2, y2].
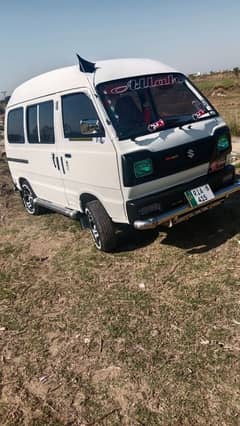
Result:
[5, 56, 240, 251]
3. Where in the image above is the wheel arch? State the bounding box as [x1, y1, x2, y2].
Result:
[18, 177, 34, 193]
[18, 177, 29, 190]
[80, 193, 99, 212]
[79, 192, 114, 219]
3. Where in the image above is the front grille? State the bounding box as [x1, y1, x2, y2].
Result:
[151, 136, 215, 178]
[122, 126, 232, 187]
[122, 136, 216, 187]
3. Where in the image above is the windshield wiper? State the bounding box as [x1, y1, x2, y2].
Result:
[164, 116, 192, 127]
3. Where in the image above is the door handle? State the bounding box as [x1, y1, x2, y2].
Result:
[60, 156, 66, 174]
[51, 153, 56, 168]
[55, 156, 60, 170]
[64, 153, 72, 158]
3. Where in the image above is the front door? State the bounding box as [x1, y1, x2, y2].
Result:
[56, 90, 120, 214]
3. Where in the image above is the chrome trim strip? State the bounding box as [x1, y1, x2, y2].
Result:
[133, 180, 240, 230]
[34, 197, 78, 219]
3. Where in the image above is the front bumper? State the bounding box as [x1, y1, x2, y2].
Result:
[133, 179, 240, 230]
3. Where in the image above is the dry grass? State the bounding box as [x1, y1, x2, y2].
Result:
[191, 72, 240, 136]
[1, 157, 240, 425]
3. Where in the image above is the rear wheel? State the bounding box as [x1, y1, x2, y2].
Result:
[21, 181, 43, 215]
[85, 200, 117, 252]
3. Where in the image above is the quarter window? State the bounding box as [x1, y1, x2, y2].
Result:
[7, 108, 25, 143]
[27, 101, 55, 143]
[62, 93, 104, 138]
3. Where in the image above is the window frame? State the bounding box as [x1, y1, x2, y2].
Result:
[61, 91, 105, 141]
[7, 107, 25, 144]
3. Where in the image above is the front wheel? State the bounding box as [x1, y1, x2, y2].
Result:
[21, 181, 43, 215]
[85, 200, 117, 252]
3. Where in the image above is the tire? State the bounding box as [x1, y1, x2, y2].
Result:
[20, 181, 43, 215]
[85, 200, 117, 252]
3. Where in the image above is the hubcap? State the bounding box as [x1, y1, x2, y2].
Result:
[22, 185, 35, 214]
[85, 208, 101, 249]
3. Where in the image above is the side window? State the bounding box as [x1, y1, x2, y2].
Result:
[7, 108, 25, 143]
[27, 105, 38, 143]
[27, 101, 55, 144]
[62, 93, 104, 139]
[39, 101, 55, 143]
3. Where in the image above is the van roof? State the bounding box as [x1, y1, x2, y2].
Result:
[8, 58, 178, 107]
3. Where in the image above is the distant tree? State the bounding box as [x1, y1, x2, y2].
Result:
[233, 67, 239, 77]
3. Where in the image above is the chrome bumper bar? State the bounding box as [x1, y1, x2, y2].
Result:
[133, 180, 240, 230]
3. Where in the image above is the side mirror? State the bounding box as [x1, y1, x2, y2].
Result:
[80, 119, 103, 136]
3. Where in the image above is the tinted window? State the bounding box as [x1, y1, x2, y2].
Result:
[39, 101, 54, 143]
[62, 93, 104, 138]
[27, 101, 55, 143]
[7, 108, 25, 143]
[27, 105, 38, 143]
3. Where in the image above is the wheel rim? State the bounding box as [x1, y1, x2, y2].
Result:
[85, 208, 102, 249]
[22, 185, 35, 214]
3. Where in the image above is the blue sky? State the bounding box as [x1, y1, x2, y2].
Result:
[0, 0, 239, 94]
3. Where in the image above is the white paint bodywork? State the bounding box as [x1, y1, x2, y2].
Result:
[5, 58, 227, 224]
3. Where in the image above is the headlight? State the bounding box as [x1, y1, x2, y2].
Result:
[217, 135, 230, 152]
[133, 158, 153, 178]
[122, 151, 154, 186]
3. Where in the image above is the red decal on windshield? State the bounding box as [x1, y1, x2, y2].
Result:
[193, 109, 206, 119]
[110, 85, 129, 95]
[103, 74, 184, 95]
[148, 119, 165, 132]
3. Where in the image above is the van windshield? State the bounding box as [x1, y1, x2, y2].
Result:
[97, 73, 217, 140]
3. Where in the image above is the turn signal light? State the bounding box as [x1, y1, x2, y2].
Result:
[209, 158, 226, 173]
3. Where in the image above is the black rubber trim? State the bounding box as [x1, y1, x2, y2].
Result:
[126, 165, 235, 223]
[6, 157, 29, 164]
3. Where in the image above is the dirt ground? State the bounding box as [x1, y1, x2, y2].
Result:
[0, 152, 240, 425]
[193, 71, 240, 136]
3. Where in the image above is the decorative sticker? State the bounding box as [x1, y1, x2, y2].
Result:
[104, 74, 184, 95]
[192, 109, 206, 120]
[148, 119, 165, 132]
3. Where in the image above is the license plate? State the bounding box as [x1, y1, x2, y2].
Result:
[185, 184, 215, 208]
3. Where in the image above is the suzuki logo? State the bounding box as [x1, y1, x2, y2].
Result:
[187, 149, 195, 159]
